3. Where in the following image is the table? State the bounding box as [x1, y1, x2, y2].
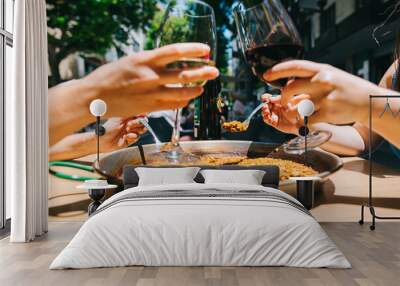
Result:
[49, 156, 400, 222]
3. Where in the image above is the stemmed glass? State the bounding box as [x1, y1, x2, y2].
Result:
[233, 0, 331, 153]
[154, 0, 217, 163]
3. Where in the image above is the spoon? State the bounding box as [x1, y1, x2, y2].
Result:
[242, 102, 266, 129]
[138, 118, 162, 145]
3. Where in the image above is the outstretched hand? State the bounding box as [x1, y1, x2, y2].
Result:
[49, 43, 219, 145]
[83, 43, 219, 117]
[49, 117, 147, 161]
[263, 60, 391, 125]
[100, 117, 147, 152]
[261, 93, 309, 135]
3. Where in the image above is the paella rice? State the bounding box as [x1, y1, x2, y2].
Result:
[239, 157, 317, 180]
[222, 121, 247, 132]
[146, 152, 317, 180]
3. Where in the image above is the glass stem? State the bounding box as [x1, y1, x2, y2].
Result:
[171, 109, 181, 147]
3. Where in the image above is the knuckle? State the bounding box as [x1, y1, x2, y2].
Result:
[321, 63, 332, 70]
[179, 72, 191, 82]
[126, 52, 144, 65]
[150, 73, 161, 82]
[292, 63, 302, 70]
[326, 94, 337, 102]
[121, 63, 134, 74]
[169, 45, 182, 56]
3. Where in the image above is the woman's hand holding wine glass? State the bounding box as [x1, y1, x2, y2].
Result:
[261, 93, 310, 135]
[233, 0, 332, 151]
[234, 0, 304, 89]
[48, 42, 218, 145]
[154, 0, 217, 163]
[263, 60, 397, 125]
[82, 42, 218, 118]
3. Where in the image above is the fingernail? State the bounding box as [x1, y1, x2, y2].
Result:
[196, 87, 204, 95]
[211, 67, 219, 77]
[263, 70, 271, 80]
[118, 137, 125, 147]
[194, 66, 219, 77]
[127, 133, 138, 139]
[127, 119, 140, 126]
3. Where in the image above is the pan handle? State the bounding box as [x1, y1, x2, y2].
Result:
[49, 161, 98, 181]
[137, 145, 147, 165]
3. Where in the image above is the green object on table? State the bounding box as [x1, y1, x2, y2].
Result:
[49, 161, 99, 181]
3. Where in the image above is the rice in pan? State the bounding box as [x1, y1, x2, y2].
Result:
[198, 155, 317, 180]
[239, 157, 317, 180]
[147, 153, 317, 181]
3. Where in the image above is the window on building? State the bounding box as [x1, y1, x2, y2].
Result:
[320, 4, 336, 35]
[1, 0, 14, 231]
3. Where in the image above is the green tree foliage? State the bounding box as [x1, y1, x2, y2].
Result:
[203, 0, 236, 72]
[158, 15, 191, 46]
[145, 11, 164, 50]
[47, 0, 159, 86]
[146, 0, 236, 72]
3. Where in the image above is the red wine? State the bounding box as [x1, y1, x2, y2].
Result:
[245, 44, 304, 89]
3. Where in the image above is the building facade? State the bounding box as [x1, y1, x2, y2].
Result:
[284, 0, 399, 83]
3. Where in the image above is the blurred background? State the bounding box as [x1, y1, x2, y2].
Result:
[46, 0, 400, 144]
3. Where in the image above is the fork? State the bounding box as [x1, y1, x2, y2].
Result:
[138, 117, 162, 145]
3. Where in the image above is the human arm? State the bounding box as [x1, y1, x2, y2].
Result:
[263, 60, 400, 148]
[261, 61, 396, 156]
[261, 93, 366, 155]
[49, 118, 146, 161]
[49, 43, 219, 145]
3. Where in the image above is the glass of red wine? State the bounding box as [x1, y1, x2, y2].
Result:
[234, 0, 331, 153]
[152, 0, 217, 164]
[234, 0, 303, 89]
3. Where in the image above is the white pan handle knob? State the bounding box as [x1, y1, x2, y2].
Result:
[298, 99, 315, 117]
[90, 99, 107, 117]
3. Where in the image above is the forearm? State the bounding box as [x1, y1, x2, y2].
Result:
[311, 123, 365, 156]
[48, 79, 96, 146]
[49, 132, 95, 161]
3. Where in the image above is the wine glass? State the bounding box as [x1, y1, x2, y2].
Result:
[154, 0, 217, 164]
[233, 0, 331, 153]
[234, 0, 303, 89]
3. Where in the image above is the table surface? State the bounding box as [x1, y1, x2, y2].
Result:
[49, 156, 400, 222]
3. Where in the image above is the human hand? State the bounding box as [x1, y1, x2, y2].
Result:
[261, 93, 309, 135]
[49, 117, 146, 161]
[263, 60, 392, 125]
[100, 117, 147, 152]
[81, 43, 219, 118]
